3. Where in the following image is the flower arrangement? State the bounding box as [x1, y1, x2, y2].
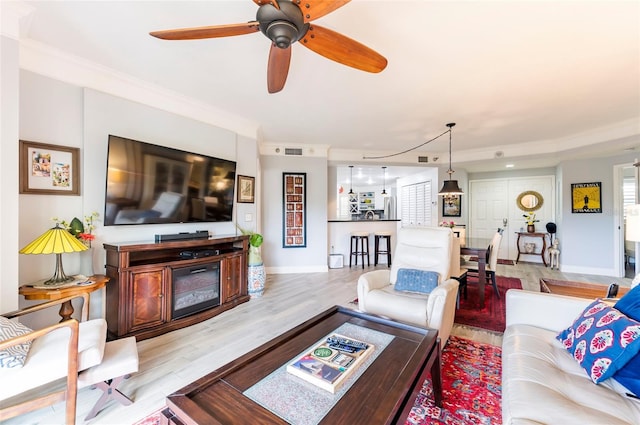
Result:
[53, 211, 100, 247]
[440, 220, 456, 228]
[523, 212, 540, 226]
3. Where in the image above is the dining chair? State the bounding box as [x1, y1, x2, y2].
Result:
[467, 228, 504, 298]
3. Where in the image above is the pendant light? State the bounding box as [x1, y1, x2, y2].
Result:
[438, 122, 464, 203]
[348, 165, 354, 194]
[381, 166, 387, 195]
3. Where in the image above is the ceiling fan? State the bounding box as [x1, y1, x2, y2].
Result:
[150, 0, 387, 93]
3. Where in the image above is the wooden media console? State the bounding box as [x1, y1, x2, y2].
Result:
[104, 234, 249, 341]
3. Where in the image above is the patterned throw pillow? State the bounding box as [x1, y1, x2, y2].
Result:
[556, 300, 640, 383]
[394, 269, 439, 294]
[0, 316, 34, 368]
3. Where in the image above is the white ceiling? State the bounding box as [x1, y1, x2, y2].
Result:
[10, 0, 640, 173]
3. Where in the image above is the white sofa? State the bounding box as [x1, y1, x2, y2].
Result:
[357, 226, 459, 345]
[502, 289, 640, 424]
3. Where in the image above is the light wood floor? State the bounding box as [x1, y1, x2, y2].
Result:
[5, 261, 632, 425]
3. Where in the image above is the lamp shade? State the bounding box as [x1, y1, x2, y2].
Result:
[626, 205, 640, 242]
[439, 180, 464, 196]
[19, 225, 88, 255]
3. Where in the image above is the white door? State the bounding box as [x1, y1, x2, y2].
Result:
[470, 176, 555, 262]
[469, 179, 510, 258]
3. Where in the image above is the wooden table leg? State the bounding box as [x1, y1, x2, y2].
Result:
[478, 255, 486, 309]
[431, 339, 443, 407]
[58, 300, 75, 322]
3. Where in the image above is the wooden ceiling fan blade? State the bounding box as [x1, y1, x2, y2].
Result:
[267, 44, 291, 93]
[150, 22, 260, 40]
[299, 24, 387, 73]
[300, 0, 351, 23]
[252, 0, 280, 10]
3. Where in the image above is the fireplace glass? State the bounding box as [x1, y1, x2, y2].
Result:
[172, 262, 220, 319]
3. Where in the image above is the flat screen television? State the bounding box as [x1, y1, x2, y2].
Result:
[104, 135, 236, 226]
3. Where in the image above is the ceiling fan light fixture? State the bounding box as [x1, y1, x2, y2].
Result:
[266, 21, 299, 48]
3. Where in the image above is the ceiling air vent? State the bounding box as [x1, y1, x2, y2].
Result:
[418, 156, 429, 163]
[285, 148, 303, 156]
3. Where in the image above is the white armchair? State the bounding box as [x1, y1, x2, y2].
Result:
[357, 226, 460, 345]
[0, 294, 138, 424]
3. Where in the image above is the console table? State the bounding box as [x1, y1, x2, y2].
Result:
[103, 235, 249, 341]
[515, 232, 548, 266]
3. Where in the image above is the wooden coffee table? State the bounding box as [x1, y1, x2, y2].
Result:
[539, 278, 629, 299]
[161, 306, 441, 425]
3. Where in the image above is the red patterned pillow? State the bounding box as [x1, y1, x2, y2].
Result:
[556, 300, 640, 383]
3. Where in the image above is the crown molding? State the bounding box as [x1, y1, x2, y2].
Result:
[18, 38, 260, 140]
[1, 1, 34, 40]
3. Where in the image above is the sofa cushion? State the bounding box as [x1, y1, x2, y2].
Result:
[0, 316, 33, 368]
[503, 323, 640, 424]
[615, 284, 640, 321]
[394, 269, 439, 294]
[556, 300, 640, 383]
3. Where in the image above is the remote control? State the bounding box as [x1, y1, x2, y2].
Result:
[326, 336, 369, 353]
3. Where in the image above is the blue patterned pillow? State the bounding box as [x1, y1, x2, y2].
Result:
[0, 316, 33, 368]
[394, 269, 439, 294]
[556, 300, 640, 383]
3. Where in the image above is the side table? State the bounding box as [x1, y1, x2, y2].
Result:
[19, 275, 109, 322]
[515, 232, 548, 266]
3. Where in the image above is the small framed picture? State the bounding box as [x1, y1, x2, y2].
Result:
[19, 140, 80, 195]
[237, 175, 255, 203]
[571, 182, 602, 213]
[442, 195, 461, 217]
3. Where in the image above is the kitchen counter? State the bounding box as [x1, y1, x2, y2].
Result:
[328, 219, 401, 222]
[328, 220, 399, 267]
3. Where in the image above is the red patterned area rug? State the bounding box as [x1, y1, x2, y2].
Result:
[405, 335, 502, 425]
[133, 337, 501, 425]
[455, 276, 522, 333]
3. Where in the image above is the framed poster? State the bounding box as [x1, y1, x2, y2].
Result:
[571, 182, 602, 213]
[283, 172, 306, 248]
[19, 140, 80, 195]
[442, 195, 461, 217]
[237, 175, 255, 203]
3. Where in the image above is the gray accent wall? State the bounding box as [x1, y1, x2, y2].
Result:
[261, 155, 328, 273]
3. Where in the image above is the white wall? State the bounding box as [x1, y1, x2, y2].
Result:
[261, 155, 328, 273]
[14, 71, 258, 322]
[0, 35, 21, 313]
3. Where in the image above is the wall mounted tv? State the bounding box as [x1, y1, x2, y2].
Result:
[104, 135, 236, 226]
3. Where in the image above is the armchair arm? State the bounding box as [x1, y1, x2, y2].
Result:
[426, 278, 459, 345]
[4, 293, 90, 322]
[505, 289, 592, 332]
[357, 270, 391, 314]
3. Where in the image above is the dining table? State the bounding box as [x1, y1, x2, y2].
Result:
[459, 237, 492, 309]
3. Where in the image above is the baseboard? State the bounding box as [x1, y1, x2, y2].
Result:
[266, 265, 329, 274]
[560, 264, 618, 277]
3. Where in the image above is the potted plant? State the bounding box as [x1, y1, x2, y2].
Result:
[238, 225, 266, 297]
[523, 212, 539, 233]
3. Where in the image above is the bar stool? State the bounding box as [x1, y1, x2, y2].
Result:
[374, 231, 392, 267]
[350, 231, 370, 269]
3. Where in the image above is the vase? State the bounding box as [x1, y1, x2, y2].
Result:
[527, 224, 535, 233]
[247, 246, 266, 298]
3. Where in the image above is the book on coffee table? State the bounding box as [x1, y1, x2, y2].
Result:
[286, 333, 374, 393]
